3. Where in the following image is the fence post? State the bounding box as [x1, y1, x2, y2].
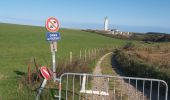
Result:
[70, 51, 72, 63]
[80, 50, 82, 59]
[94, 48, 96, 57]
[97, 48, 99, 54]
[88, 49, 91, 59]
[85, 49, 86, 62]
[96, 48, 98, 55]
[99, 48, 101, 53]
[28, 61, 31, 84]
[92, 49, 94, 56]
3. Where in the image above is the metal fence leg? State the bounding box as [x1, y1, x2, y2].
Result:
[36, 79, 47, 100]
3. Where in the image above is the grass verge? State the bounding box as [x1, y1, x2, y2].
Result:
[100, 52, 127, 100]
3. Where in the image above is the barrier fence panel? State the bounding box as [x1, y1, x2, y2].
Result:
[57, 73, 168, 100]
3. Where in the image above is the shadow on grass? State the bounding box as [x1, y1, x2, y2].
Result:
[14, 70, 26, 76]
[37, 88, 84, 100]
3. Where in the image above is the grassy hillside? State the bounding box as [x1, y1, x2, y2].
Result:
[0, 23, 129, 99]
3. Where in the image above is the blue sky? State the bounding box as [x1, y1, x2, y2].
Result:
[0, 0, 170, 33]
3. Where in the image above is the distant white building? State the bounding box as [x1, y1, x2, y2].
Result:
[102, 17, 132, 37]
[111, 29, 132, 37]
[111, 29, 119, 35]
[104, 16, 109, 31]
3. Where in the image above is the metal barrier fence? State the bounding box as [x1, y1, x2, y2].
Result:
[55, 73, 168, 100]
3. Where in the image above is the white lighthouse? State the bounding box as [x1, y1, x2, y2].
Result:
[104, 16, 109, 31]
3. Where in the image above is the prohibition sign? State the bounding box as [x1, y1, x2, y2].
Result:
[46, 17, 60, 32]
[40, 66, 51, 80]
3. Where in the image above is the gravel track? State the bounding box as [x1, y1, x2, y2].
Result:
[91, 52, 148, 100]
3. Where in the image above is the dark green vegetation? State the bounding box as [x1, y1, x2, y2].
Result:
[131, 32, 170, 42]
[84, 29, 170, 42]
[114, 42, 170, 91]
[0, 23, 129, 99]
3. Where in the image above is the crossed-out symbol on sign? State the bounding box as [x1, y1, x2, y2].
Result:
[46, 17, 59, 32]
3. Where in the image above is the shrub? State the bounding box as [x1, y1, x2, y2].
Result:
[114, 49, 170, 89]
[122, 42, 135, 50]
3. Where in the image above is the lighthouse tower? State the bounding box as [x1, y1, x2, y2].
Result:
[104, 16, 109, 31]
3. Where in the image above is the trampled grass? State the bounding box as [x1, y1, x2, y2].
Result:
[0, 23, 129, 99]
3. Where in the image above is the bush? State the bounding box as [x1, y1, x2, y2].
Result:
[114, 49, 170, 89]
[122, 42, 134, 50]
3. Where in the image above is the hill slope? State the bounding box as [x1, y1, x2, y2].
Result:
[0, 23, 129, 99]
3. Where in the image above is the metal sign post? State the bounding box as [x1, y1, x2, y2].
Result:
[51, 41, 57, 82]
[45, 17, 60, 82]
[47, 32, 61, 82]
[36, 79, 47, 100]
[36, 17, 61, 100]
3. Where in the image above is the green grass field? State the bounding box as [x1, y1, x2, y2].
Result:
[0, 23, 129, 99]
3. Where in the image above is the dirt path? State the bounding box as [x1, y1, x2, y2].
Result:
[91, 52, 148, 100]
[91, 52, 112, 100]
[93, 52, 112, 75]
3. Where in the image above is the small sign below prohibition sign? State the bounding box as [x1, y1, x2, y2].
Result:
[45, 17, 60, 32]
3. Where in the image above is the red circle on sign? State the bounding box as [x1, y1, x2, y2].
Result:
[45, 17, 60, 32]
[40, 66, 51, 80]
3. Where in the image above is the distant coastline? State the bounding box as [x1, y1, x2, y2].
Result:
[0, 21, 170, 34]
